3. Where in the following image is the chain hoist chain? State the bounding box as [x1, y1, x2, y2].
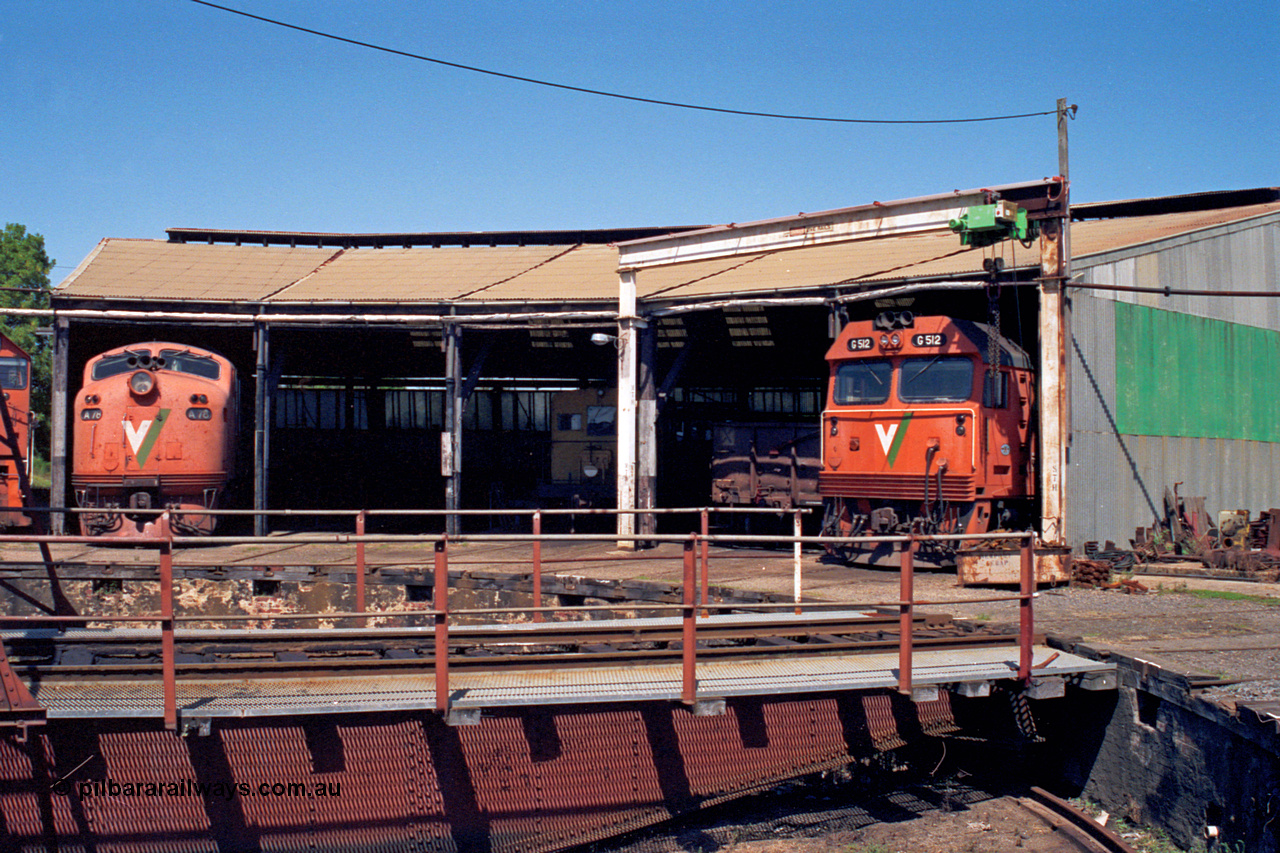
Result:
[985, 257, 1002, 383]
[988, 286, 1001, 377]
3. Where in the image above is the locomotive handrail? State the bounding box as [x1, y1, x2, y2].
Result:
[0, 512, 1038, 732]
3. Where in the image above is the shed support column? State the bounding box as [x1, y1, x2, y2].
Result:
[637, 322, 657, 544]
[49, 317, 69, 535]
[253, 322, 270, 537]
[444, 323, 463, 537]
[1038, 98, 1073, 547]
[1038, 281, 1066, 545]
[616, 271, 639, 548]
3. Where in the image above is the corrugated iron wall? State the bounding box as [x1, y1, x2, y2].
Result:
[0, 692, 955, 853]
[1066, 213, 1280, 547]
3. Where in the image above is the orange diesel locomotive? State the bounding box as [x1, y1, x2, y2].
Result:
[0, 334, 34, 528]
[73, 343, 238, 537]
[820, 313, 1035, 567]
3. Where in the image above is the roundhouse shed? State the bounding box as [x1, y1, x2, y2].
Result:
[48, 182, 1280, 553]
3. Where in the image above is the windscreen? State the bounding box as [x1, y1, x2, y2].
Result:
[833, 361, 891, 405]
[0, 357, 27, 390]
[90, 349, 151, 381]
[898, 356, 974, 403]
[159, 349, 221, 380]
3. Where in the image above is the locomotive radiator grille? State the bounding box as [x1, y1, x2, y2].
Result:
[72, 472, 227, 488]
[819, 472, 977, 501]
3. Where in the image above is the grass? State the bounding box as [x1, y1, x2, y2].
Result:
[1165, 587, 1280, 606]
[1073, 799, 1204, 853]
[30, 454, 50, 490]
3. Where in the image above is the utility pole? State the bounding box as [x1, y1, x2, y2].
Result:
[1058, 98, 1073, 279]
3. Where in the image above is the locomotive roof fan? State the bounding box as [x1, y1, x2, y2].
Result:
[872, 311, 914, 331]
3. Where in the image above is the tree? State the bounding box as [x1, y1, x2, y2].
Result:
[0, 224, 53, 455]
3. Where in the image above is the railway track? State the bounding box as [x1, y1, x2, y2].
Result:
[1025, 787, 1139, 853]
[3, 609, 1028, 682]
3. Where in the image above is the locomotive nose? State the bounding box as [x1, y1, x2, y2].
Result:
[128, 370, 156, 397]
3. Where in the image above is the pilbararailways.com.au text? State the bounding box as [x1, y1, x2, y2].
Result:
[54, 779, 342, 801]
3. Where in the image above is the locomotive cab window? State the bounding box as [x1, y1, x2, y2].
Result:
[159, 350, 220, 380]
[833, 361, 891, 404]
[0, 357, 27, 390]
[898, 356, 974, 403]
[91, 350, 151, 381]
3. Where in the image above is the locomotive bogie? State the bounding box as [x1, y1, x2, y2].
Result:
[72, 343, 238, 538]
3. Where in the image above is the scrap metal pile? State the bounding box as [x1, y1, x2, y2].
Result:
[1078, 486, 1280, 584]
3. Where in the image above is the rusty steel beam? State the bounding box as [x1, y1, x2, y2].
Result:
[1020, 533, 1035, 682]
[434, 538, 449, 713]
[532, 510, 543, 623]
[160, 529, 177, 732]
[355, 510, 367, 615]
[898, 537, 915, 696]
[681, 538, 697, 705]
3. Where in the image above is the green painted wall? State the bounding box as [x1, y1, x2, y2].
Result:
[1115, 303, 1280, 441]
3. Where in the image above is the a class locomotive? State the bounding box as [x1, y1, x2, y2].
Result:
[820, 313, 1036, 567]
[73, 343, 239, 537]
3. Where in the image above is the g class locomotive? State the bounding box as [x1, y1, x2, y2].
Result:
[73, 343, 239, 537]
[821, 313, 1036, 567]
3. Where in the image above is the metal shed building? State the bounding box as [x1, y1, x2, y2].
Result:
[47, 183, 1280, 552]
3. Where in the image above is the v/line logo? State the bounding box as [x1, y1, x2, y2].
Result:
[122, 410, 171, 466]
[873, 412, 913, 468]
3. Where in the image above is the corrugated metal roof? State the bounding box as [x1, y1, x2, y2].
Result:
[58, 240, 621, 305]
[272, 243, 618, 303]
[1071, 200, 1280, 258]
[58, 240, 342, 303]
[634, 201, 1280, 302]
[633, 231, 985, 300]
[54, 200, 1280, 309]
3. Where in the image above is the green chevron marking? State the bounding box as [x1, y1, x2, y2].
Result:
[135, 409, 170, 467]
[885, 411, 913, 468]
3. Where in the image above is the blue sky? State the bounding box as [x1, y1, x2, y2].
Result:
[4, 1, 1277, 281]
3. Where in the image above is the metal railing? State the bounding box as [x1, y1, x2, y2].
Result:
[0, 505, 1038, 733]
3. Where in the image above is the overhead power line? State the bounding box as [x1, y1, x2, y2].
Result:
[188, 0, 1057, 125]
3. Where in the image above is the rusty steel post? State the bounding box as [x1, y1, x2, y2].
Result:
[897, 536, 915, 696]
[793, 509, 803, 615]
[1020, 533, 1035, 682]
[681, 537, 697, 705]
[355, 510, 366, 617]
[434, 537, 450, 712]
[160, 525, 177, 732]
[700, 509, 709, 616]
[0, 639, 43, 732]
[532, 510, 543, 623]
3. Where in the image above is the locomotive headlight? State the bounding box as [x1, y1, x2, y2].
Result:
[890, 333, 901, 347]
[129, 370, 155, 396]
[186, 407, 213, 421]
[879, 334, 889, 347]
[80, 408, 103, 421]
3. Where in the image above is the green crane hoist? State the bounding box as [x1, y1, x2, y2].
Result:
[948, 199, 1038, 248]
